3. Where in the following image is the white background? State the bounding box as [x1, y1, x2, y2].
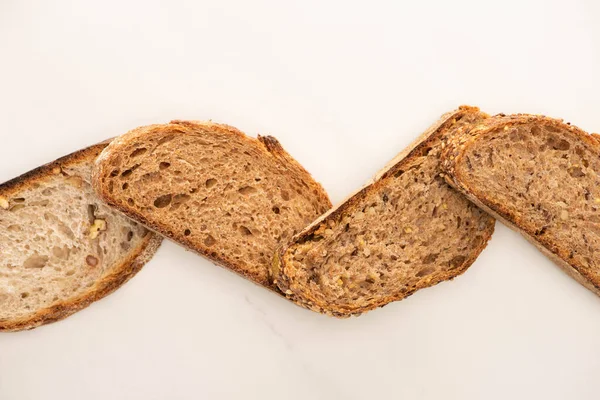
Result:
[1, 1, 600, 399]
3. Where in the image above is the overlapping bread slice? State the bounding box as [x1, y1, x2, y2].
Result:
[0, 143, 162, 331]
[441, 112, 600, 297]
[92, 121, 331, 288]
[271, 106, 496, 317]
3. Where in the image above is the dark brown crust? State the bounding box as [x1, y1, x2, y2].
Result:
[0, 143, 162, 332]
[92, 121, 331, 291]
[441, 113, 600, 297]
[273, 106, 496, 317]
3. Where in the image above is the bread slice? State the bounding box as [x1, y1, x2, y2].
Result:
[92, 121, 331, 288]
[441, 112, 600, 297]
[0, 143, 162, 332]
[271, 106, 496, 317]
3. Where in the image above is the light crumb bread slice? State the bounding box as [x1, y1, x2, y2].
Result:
[271, 106, 496, 317]
[92, 121, 331, 288]
[441, 112, 600, 297]
[0, 144, 162, 332]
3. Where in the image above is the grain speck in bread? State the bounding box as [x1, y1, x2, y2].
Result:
[92, 121, 331, 288]
[272, 106, 495, 317]
[0, 143, 162, 332]
[441, 112, 600, 297]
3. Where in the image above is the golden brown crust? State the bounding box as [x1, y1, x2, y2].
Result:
[441, 113, 600, 296]
[92, 121, 331, 291]
[273, 106, 495, 317]
[0, 143, 162, 332]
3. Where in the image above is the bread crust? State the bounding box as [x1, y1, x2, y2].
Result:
[441, 113, 600, 296]
[272, 106, 496, 317]
[92, 121, 331, 290]
[0, 143, 163, 332]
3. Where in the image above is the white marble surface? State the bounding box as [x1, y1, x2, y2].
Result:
[1, 1, 600, 399]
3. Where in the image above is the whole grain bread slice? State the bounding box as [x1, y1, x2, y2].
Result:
[92, 121, 331, 288]
[271, 106, 496, 317]
[441, 111, 600, 297]
[0, 143, 162, 332]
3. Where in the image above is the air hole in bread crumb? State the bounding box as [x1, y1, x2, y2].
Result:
[23, 254, 49, 269]
[239, 226, 252, 236]
[122, 182, 129, 190]
[154, 194, 172, 208]
[158, 135, 175, 145]
[281, 190, 290, 201]
[204, 235, 216, 246]
[205, 178, 217, 188]
[20, 292, 29, 299]
[130, 148, 147, 157]
[184, 229, 191, 236]
[171, 194, 190, 209]
[86, 255, 99, 267]
[239, 186, 257, 196]
[272, 206, 280, 214]
[448, 255, 466, 269]
[127, 198, 134, 206]
[422, 253, 439, 264]
[556, 139, 570, 150]
[568, 166, 585, 178]
[159, 162, 171, 170]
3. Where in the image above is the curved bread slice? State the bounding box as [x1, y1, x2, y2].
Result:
[92, 121, 331, 288]
[441, 113, 600, 297]
[271, 106, 495, 317]
[0, 144, 162, 332]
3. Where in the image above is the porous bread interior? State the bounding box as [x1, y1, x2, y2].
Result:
[99, 124, 329, 285]
[0, 161, 150, 322]
[280, 112, 494, 315]
[456, 122, 600, 279]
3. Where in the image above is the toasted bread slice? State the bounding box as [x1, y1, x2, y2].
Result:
[0, 143, 162, 332]
[92, 121, 331, 288]
[441, 112, 600, 297]
[271, 106, 495, 317]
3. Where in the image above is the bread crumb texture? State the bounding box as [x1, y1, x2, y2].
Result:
[94, 121, 331, 286]
[276, 107, 495, 317]
[0, 149, 155, 329]
[443, 114, 600, 290]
